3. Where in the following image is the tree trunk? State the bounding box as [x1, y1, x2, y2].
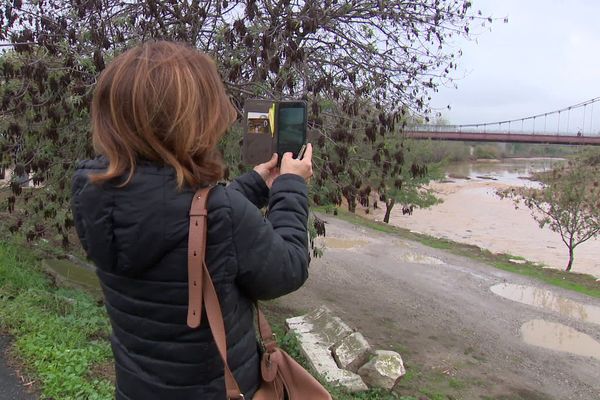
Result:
[384, 198, 395, 223]
[348, 201, 356, 213]
[566, 247, 574, 272]
[343, 192, 356, 213]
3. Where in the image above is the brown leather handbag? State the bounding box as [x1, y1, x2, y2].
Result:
[186, 187, 332, 400]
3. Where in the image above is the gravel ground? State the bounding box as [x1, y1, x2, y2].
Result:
[279, 214, 600, 400]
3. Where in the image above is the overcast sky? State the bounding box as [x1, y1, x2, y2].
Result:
[430, 0, 600, 133]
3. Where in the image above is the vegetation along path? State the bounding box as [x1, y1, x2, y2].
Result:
[279, 214, 600, 400]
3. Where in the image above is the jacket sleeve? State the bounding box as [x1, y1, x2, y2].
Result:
[71, 170, 89, 253]
[228, 170, 269, 210]
[70, 168, 116, 269]
[230, 174, 309, 300]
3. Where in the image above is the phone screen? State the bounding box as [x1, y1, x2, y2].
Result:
[277, 102, 307, 159]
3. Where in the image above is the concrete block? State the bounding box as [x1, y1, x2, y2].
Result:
[286, 305, 353, 346]
[357, 350, 406, 390]
[286, 306, 368, 392]
[332, 332, 372, 372]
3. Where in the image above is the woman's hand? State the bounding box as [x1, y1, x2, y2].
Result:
[280, 143, 313, 182]
[253, 153, 280, 188]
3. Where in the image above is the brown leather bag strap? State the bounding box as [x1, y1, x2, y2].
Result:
[202, 260, 245, 399]
[187, 187, 244, 399]
[256, 305, 278, 354]
[187, 187, 211, 328]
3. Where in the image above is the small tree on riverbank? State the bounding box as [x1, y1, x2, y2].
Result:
[377, 142, 443, 223]
[499, 159, 600, 272]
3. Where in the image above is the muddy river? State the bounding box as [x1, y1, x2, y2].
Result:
[370, 158, 600, 279]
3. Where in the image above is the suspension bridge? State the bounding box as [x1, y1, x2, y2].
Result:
[406, 97, 600, 145]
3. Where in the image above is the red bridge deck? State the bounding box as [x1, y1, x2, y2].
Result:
[404, 130, 600, 146]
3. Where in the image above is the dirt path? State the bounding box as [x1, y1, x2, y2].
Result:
[0, 336, 36, 400]
[279, 215, 600, 400]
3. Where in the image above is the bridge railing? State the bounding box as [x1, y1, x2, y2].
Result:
[406, 124, 600, 137]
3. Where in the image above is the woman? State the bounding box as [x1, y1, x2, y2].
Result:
[71, 41, 313, 399]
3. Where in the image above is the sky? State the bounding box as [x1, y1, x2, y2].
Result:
[430, 0, 600, 133]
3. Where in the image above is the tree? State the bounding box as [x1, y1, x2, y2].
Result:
[375, 140, 443, 223]
[499, 158, 600, 272]
[1, 1, 489, 244]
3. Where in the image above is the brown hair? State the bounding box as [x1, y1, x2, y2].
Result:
[90, 41, 237, 188]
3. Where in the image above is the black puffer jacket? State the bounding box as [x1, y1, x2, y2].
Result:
[70, 157, 309, 400]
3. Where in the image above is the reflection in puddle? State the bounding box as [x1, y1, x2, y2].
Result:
[323, 237, 368, 249]
[43, 259, 102, 295]
[402, 253, 445, 265]
[521, 320, 600, 360]
[490, 283, 600, 325]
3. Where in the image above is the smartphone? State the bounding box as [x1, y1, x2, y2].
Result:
[297, 144, 307, 160]
[276, 101, 307, 160]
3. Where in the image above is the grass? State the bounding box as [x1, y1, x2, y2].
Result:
[1, 239, 405, 400]
[0, 241, 113, 400]
[448, 378, 466, 390]
[315, 207, 600, 299]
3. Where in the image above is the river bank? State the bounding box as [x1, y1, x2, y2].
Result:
[368, 158, 600, 279]
[285, 214, 600, 399]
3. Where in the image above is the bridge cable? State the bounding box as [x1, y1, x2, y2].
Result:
[591, 101, 594, 135]
[582, 104, 586, 133]
[428, 96, 600, 132]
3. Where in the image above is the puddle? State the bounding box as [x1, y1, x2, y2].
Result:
[323, 237, 368, 249]
[393, 240, 412, 248]
[521, 319, 600, 360]
[490, 283, 600, 325]
[402, 253, 445, 265]
[43, 259, 101, 295]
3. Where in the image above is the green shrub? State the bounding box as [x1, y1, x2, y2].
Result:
[0, 242, 113, 400]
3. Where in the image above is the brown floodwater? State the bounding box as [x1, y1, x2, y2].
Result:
[520, 319, 600, 360]
[490, 283, 600, 325]
[369, 158, 600, 278]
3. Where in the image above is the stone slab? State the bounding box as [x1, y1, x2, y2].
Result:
[509, 258, 527, 264]
[332, 332, 372, 373]
[286, 306, 368, 392]
[286, 305, 353, 346]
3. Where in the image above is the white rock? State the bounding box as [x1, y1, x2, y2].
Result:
[332, 332, 372, 372]
[286, 305, 353, 346]
[286, 307, 368, 392]
[357, 350, 405, 389]
[509, 258, 527, 264]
